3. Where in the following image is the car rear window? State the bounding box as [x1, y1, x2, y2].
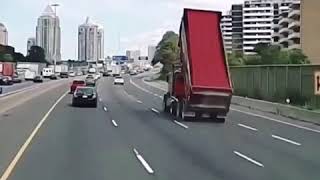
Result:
[76, 88, 94, 94]
[115, 77, 123, 79]
[73, 80, 85, 84]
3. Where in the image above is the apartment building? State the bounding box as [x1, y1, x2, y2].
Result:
[231, 4, 244, 53]
[221, 13, 233, 54]
[242, 0, 298, 54]
[272, 1, 300, 50]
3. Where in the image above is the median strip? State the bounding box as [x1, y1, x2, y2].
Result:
[271, 134, 301, 146]
[133, 148, 154, 174]
[234, 151, 264, 168]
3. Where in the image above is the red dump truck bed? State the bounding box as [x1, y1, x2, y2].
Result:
[180, 9, 232, 94]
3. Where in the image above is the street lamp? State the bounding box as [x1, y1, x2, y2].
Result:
[51, 3, 60, 74]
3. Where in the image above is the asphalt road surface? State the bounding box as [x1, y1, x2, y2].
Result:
[0, 75, 319, 180]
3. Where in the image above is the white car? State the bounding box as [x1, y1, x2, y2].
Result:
[113, 76, 124, 85]
[69, 72, 76, 77]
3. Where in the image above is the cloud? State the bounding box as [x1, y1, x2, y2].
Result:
[120, 21, 179, 56]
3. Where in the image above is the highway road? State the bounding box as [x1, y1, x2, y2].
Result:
[0, 75, 320, 180]
[0, 79, 50, 96]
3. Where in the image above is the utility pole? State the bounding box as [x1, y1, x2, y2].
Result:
[51, 3, 59, 74]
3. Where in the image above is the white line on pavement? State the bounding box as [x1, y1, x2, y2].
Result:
[234, 151, 264, 167]
[111, 120, 118, 127]
[271, 134, 301, 146]
[174, 120, 189, 129]
[137, 100, 143, 104]
[103, 107, 108, 112]
[99, 98, 102, 102]
[231, 108, 320, 134]
[0, 91, 68, 180]
[133, 148, 154, 174]
[238, 123, 258, 132]
[151, 108, 160, 114]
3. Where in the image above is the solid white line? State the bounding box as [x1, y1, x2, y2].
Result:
[234, 151, 264, 167]
[231, 108, 320, 134]
[151, 108, 160, 114]
[133, 148, 154, 174]
[137, 100, 143, 104]
[271, 134, 301, 146]
[103, 107, 108, 112]
[238, 123, 258, 132]
[173, 120, 189, 129]
[0, 91, 68, 180]
[111, 120, 118, 127]
[142, 78, 167, 91]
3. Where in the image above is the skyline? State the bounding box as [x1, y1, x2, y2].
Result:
[1, 0, 243, 59]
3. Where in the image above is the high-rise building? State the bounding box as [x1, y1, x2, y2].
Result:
[0, 23, 8, 45]
[221, 13, 233, 54]
[36, 5, 61, 63]
[242, 0, 298, 54]
[27, 37, 36, 54]
[231, 4, 244, 54]
[97, 25, 104, 60]
[273, 1, 300, 50]
[301, 0, 320, 64]
[126, 50, 141, 62]
[148, 45, 156, 62]
[78, 17, 104, 62]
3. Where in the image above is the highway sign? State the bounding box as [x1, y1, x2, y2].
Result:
[315, 71, 320, 95]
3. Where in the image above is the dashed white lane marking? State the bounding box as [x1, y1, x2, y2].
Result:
[99, 98, 102, 102]
[234, 151, 264, 168]
[137, 100, 143, 104]
[133, 148, 154, 174]
[0, 91, 69, 180]
[173, 120, 189, 129]
[238, 123, 258, 132]
[271, 134, 301, 146]
[111, 120, 118, 127]
[151, 108, 160, 114]
[231, 108, 320, 134]
[103, 107, 108, 112]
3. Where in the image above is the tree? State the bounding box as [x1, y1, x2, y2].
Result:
[13, 52, 26, 62]
[288, 49, 310, 64]
[152, 31, 180, 74]
[26, 46, 48, 63]
[227, 52, 244, 66]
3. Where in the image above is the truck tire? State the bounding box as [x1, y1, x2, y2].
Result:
[179, 101, 193, 121]
[163, 94, 170, 113]
[170, 101, 178, 116]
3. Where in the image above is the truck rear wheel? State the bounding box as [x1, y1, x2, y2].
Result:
[179, 101, 193, 121]
[170, 101, 178, 116]
[163, 94, 170, 113]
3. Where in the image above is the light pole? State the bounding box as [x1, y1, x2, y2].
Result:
[51, 3, 59, 74]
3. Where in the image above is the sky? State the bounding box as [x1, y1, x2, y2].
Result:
[1, 0, 243, 59]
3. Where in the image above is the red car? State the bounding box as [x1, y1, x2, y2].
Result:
[70, 80, 85, 93]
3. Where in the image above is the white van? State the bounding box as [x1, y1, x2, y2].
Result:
[42, 68, 54, 78]
[24, 69, 36, 80]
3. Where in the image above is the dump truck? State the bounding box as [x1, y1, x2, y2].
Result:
[163, 9, 233, 122]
